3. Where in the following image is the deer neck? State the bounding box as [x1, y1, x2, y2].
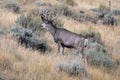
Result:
[47, 24, 57, 36]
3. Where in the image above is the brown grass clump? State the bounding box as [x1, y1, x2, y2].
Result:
[0, 9, 18, 28]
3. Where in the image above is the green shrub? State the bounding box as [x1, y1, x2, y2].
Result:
[56, 59, 89, 77]
[11, 26, 51, 53]
[2, 0, 20, 13]
[112, 9, 120, 16]
[66, 0, 75, 6]
[81, 29, 102, 44]
[54, 5, 74, 17]
[15, 14, 45, 36]
[98, 4, 110, 13]
[85, 48, 117, 70]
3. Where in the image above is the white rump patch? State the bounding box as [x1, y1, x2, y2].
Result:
[84, 39, 88, 47]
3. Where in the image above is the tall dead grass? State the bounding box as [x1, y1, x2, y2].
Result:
[0, 36, 81, 80]
[0, 9, 18, 28]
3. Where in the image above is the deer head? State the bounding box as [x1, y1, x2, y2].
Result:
[40, 8, 59, 30]
[40, 14, 51, 30]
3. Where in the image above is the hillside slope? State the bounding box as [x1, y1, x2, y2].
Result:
[0, 0, 120, 80]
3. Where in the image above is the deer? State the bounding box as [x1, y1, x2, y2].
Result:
[40, 10, 89, 63]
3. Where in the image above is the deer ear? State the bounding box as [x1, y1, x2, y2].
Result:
[41, 16, 48, 24]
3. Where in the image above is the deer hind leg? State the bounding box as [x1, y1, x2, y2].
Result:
[62, 46, 65, 55]
[57, 43, 61, 53]
[57, 41, 62, 54]
[78, 47, 84, 59]
[79, 47, 87, 64]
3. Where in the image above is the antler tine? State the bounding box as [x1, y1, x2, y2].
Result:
[40, 8, 48, 20]
[41, 8, 59, 21]
[40, 9, 44, 16]
[52, 11, 59, 21]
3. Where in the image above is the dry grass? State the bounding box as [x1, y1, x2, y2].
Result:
[74, 0, 120, 9]
[0, 9, 18, 28]
[0, 35, 120, 80]
[0, 36, 82, 80]
[0, 0, 120, 80]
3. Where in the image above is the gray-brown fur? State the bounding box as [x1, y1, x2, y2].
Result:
[41, 16, 88, 58]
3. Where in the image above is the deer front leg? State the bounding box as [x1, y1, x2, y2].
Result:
[62, 46, 65, 55]
[57, 42, 61, 53]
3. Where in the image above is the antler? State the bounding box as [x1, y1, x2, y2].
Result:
[40, 8, 59, 21]
[52, 11, 59, 20]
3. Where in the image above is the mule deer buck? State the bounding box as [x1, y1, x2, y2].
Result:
[40, 9, 88, 61]
[41, 16, 88, 60]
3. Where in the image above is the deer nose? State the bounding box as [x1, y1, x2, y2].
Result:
[41, 23, 48, 30]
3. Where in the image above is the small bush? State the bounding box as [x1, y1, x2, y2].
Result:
[11, 26, 51, 53]
[16, 14, 46, 36]
[56, 60, 89, 77]
[0, 28, 8, 38]
[103, 14, 118, 26]
[34, 0, 47, 6]
[3, 0, 20, 13]
[83, 41, 116, 70]
[57, 0, 76, 6]
[81, 29, 102, 44]
[85, 49, 117, 70]
[88, 42, 107, 53]
[54, 5, 74, 17]
[112, 9, 120, 16]
[66, 0, 76, 6]
[98, 4, 110, 13]
[90, 8, 98, 12]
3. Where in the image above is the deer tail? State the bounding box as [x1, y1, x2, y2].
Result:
[84, 39, 88, 47]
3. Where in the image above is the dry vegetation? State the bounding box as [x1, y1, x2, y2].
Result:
[0, 0, 120, 80]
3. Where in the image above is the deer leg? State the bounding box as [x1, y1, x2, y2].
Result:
[57, 42, 61, 53]
[81, 47, 85, 59]
[62, 46, 65, 55]
[78, 47, 84, 58]
[78, 46, 86, 63]
[80, 47, 87, 64]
